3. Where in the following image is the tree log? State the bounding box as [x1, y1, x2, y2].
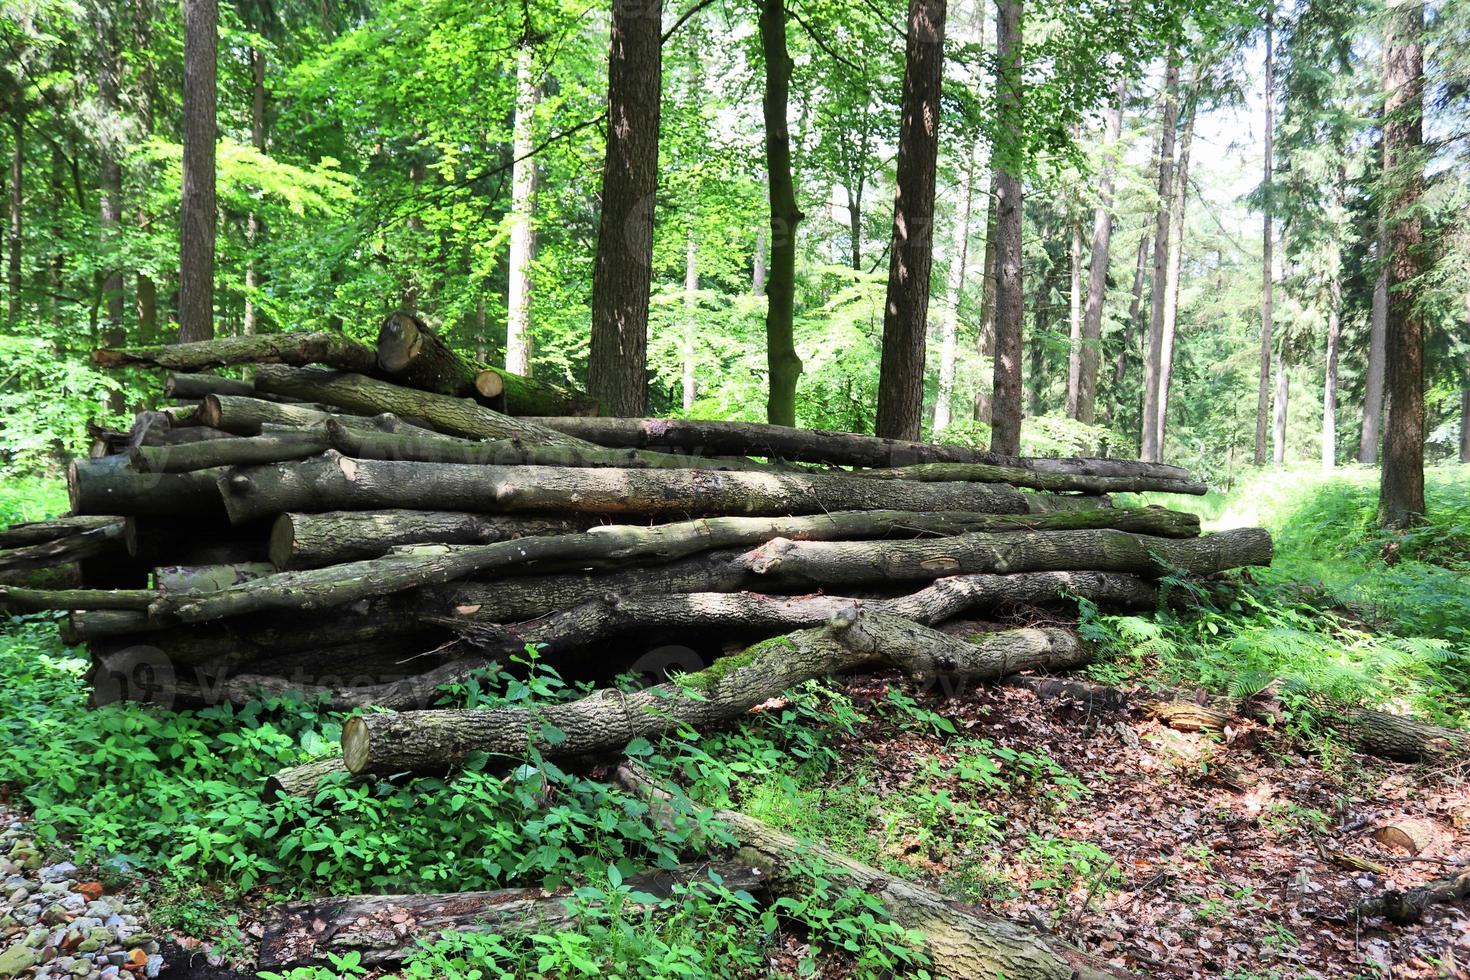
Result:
[452, 573, 1159, 658]
[0, 516, 122, 549]
[257, 860, 765, 969]
[270, 510, 595, 570]
[857, 461, 1207, 495]
[1357, 868, 1470, 925]
[198, 394, 341, 436]
[474, 366, 602, 417]
[338, 612, 1089, 775]
[0, 520, 125, 577]
[153, 510, 1144, 624]
[165, 372, 304, 404]
[130, 430, 330, 472]
[741, 527, 1272, 586]
[215, 452, 1088, 525]
[1, 585, 154, 611]
[374, 311, 486, 397]
[253, 365, 596, 448]
[263, 757, 353, 801]
[617, 765, 1127, 980]
[93, 332, 377, 372]
[525, 417, 1193, 480]
[154, 562, 276, 593]
[68, 457, 225, 517]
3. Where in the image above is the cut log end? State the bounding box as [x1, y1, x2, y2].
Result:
[376, 311, 426, 373]
[268, 514, 297, 570]
[474, 370, 505, 400]
[342, 716, 371, 773]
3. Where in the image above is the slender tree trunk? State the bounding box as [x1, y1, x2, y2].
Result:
[47, 145, 62, 324]
[988, 0, 1023, 455]
[1026, 214, 1053, 418]
[505, 40, 540, 377]
[1155, 75, 1197, 456]
[6, 108, 21, 320]
[752, 224, 767, 296]
[1064, 220, 1081, 418]
[875, 0, 948, 441]
[1272, 351, 1288, 466]
[972, 173, 998, 422]
[1110, 229, 1149, 426]
[1359, 219, 1388, 463]
[759, 0, 803, 426]
[587, 0, 662, 416]
[179, 0, 218, 343]
[1323, 180, 1344, 472]
[935, 144, 979, 432]
[682, 229, 698, 410]
[243, 46, 266, 337]
[1379, 0, 1426, 527]
[847, 184, 863, 271]
[1140, 55, 1179, 464]
[402, 159, 425, 313]
[97, 17, 126, 409]
[1461, 344, 1470, 466]
[1254, 9, 1275, 466]
[1075, 79, 1126, 424]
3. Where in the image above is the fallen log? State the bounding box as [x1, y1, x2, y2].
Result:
[215, 452, 1086, 524]
[474, 366, 601, 417]
[526, 416, 1192, 480]
[165, 372, 305, 404]
[153, 510, 1147, 624]
[253, 365, 596, 448]
[130, 430, 331, 473]
[741, 526, 1273, 585]
[856, 461, 1207, 495]
[1317, 701, 1469, 762]
[0, 516, 122, 549]
[93, 332, 378, 373]
[337, 612, 1089, 775]
[618, 764, 1127, 980]
[0, 520, 126, 578]
[198, 394, 342, 436]
[68, 457, 226, 518]
[451, 573, 1159, 658]
[270, 510, 595, 570]
[1, 585, 154, 611]
[154, 562, 276, 593]
[374, 311, 483, 400]
[264, 757, 355, 801]
[257, 860, 765, 969]
[1357, 868, 1470, 925]
[88, 421, 236, 456]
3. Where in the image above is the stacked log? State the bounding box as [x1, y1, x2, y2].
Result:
[0, 316, 1271, 718]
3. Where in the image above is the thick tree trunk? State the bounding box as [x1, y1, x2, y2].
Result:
[197, 395, 360, 436]
[270, 510, 593, 570]
[338, 613, 1090, 775]
[1140, 55, 1179, 464]
[587, 0, 662, 416]
[1359, 221, 1388, 464]
[619, 765, 1128, 980]
[179, 0, 218, 342]
[935, 143, 979, 433]
[760, 0, 803, 426]
[68, 457, 225, 517]
[1379, 0, 1426, 528]
[251, 366, 594, 446]
[1076, 80, 1127, 425]
[257, 862, 767, 968]
[1272, 351, 1288, 466]
[525, 416, 1194, 479]
[988, 0, 1024, 455]
[472, 367, 600, 417]
[1, 585, 155, 612]
[1155, 76, 1197, 457]
[740, 526, 1272, 587]
[1255, 11, 1275, 466]
[874, 0, 947, 441]
[505, 40, 539, 377]
[0, 516, 123, 549]
[152, 510, 1125, 623]
[214, 452, 1061, 524]
[94, 332, 377, 372]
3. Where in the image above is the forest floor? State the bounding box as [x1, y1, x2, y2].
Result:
[0, 466, 1467, 979]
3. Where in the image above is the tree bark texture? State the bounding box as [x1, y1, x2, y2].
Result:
[0, 522, 125, 581]
[1155, 73, 1197, 456]
[94, 332, 377, 373]
[473, 367, 602, 418]
[1323, 231, 1342, 472]
[0, 516, 123, 549]
[69, 457, 225, 518]
[988, 0, 1024, 456]
[374, 311, 482, 400]
[760, 0, 804, 426]
[1359, 221, 1388, 464]
[1075, 80, 1127, 425]
[1272, 351, 1288, 466]
[505, 40, 540, 378]
[270, 510, 593, 570]
[179, 0, 218, 342]
[166, 372, 300, 403]
[935, 142, 979, 433]
[130, 430, 330, 473]
[1140, 55, 1179, 465]
[973, 172, 999, 424]
[587, 0, 662, 417]
[874, 0, 947, 441]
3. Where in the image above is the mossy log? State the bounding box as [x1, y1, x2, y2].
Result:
[165, 372, 305, 404]
[152, 510, 1146, 624]
[154, 562, 276, 593]
[93, 332, 377, 373]
[68, 457, 226, 518]
[270, 510, 594, 570]
[452, 572, 1159, 657]
[130, 430, 331, 473]
[257, 861, 764, 968]
[740, 526, 1273, 586]
[617, 765, 1126, 980]
[214, 452, 1085, 524]
[337, 612, 1089, 775]
[374, 311, 484, 397]
[0, 516, 123, 549]
[527, 416, 1193, 480]
[253, 365, 596, 448]
[1, 585, 154, 611]
[0, 520, 125, 579]
[474, 366, 601, 417]
[1320, 703, 1469, 762]
[856, 461, 1207, 495]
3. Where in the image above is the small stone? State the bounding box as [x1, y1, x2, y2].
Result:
[41, 904, 71, 926]
[0, 860, 17, 877]
[39, 863, 76, 884]
[25, 926, 51, 947]
[99, 969, 119, 980]
[123, 949, 146, 970]
[20, 853, 42, 873]
[101, 917, 122, 931]
[73, 883, 102, 903]
[41, 945, 59, 963]
[68, 960, 91, 978]
[143, 954, 161, 978]
[0, 944, 40, 977]
[59, 894, 86, 911]
[5, 888, 24, 905]
[39, 883, 67, 897]
[106, 952, 124, 966]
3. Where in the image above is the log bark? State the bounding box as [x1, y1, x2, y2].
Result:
[1, 585, 154, 611]
[1357, 869, 1470, 925]
[0, 516, 123, 549]
[451, 572, 1159, 657]
[374, 311, 482, 399]
[93, 332, 377, 372]
[197, 395, 340, 436]
[339, 613, 1089, 775]
[257, 861, 766, 968]
[130, 430, 331, 473]
[263, 757, 352, 801]
[741, 526, 1272, 586]
[857, 462, 1206, 495]
[69, 457, 226, 518]
[618, 765, 1127, 980]
[474, 367, 601, 418]
[270, 510, 594, 570]
[165, 372, 302, 404]
[0, 520, 124, 577]
[253, 365, 595, 448]
[523, 417, 1194, 480]
[215, 453, 1073, 525]
[154, 562, 275, 593]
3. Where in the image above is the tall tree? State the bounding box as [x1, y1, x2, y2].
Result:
[759, 0, 802, 426]
[506, 32, 540, 377]
[6, 105, 19, 320]
[1154, 68, 1200, 455]
[1072, 78, 1127, 424]
[1272, 351, 1288, 464]
[243, 44, 266, 336]
[588, 0, 664, 417]
[179, 0, 218, 343]
[934, 143, 979, 432]
[875, 0, 948, 441]
[1064, 217, 1081, 414]
[95, 8, 126, 409]
[1378, 0, 1426, 527]
[1321, 177, 1344, 471]
[1253, 6, 1275, 466]
[682, 229, 698, 410]
[988, 0, 1023, 455]
[1140, 54, 1180, 463]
